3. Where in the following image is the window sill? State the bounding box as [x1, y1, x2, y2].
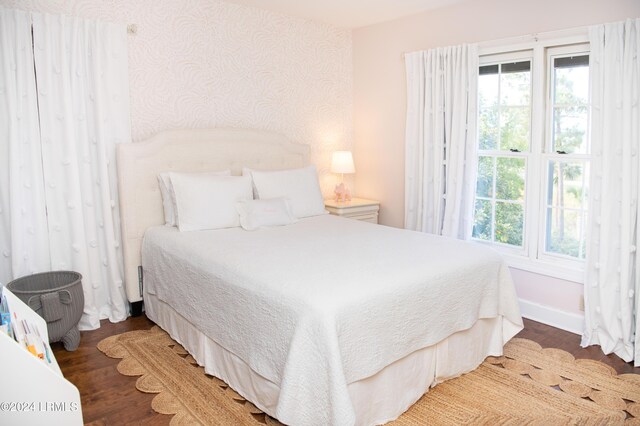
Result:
[501, 253, 585, 283]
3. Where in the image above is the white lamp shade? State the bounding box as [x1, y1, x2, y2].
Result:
[331, 151, 355, 174]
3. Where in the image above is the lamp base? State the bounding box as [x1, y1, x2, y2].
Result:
[333, 182, 352, 202]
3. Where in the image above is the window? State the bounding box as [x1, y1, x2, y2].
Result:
[472, 43, 590, 271]
[474, 56, 531, 249]
[544, 50, 590, 260]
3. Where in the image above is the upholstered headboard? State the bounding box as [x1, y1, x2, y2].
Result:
[116, 128, 310, 304]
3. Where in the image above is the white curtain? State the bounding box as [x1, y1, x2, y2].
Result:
[582, 18, 640, 366]
[0, 9, 130, 330]
[0, 7, 51, 285]
[404, 44, 478, 239]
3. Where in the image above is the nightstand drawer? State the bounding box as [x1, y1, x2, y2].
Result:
[324, 198, 380, 224]
[347, 213, 378, 223]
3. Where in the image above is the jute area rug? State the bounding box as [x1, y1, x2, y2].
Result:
[97, 326, 640, 425]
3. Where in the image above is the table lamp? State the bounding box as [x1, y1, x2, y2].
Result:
[331, 151, 355, 202]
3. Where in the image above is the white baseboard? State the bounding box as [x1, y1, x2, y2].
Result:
[519, 298, 584, 336]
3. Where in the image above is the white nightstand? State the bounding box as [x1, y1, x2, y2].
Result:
[324, 198, 380, 224]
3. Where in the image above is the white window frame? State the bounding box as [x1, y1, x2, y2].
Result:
[476, 50, 533, 257]
[476, 30, 590, 283]
[538, 44, 591, 265]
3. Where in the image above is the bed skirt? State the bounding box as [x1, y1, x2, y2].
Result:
[145, 291, 520, 425]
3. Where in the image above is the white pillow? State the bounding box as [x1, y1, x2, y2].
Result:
[158, 174, 176, 225]
[244, 165, 326, 218]
[158, 170, 231, 226]
[236, 198, 296, 231]
[169, 173, 252, 232]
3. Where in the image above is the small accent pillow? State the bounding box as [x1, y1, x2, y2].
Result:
[236, 198, 296, 231]
[158, 170, 231, 226]
[244, 165, 326, 218]
[169, 173, 252, 232]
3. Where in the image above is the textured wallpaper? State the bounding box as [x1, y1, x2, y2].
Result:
[2, 0, 353, 194]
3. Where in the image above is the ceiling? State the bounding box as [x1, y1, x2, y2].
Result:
[223, 0, 468, 29]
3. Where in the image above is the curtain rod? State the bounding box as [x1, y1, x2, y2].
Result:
[400, 24, 590, 59]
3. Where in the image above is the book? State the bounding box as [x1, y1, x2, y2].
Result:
[0, 286, 60, 375]
[0, 291, 13, 339]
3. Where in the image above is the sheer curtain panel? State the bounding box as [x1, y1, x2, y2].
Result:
[31, 12, 130, 329]
[1, 8, 130, 330]
[404, 44, 478, 239]
[582, 18, 640, 366]
[0, 7, 51, 285]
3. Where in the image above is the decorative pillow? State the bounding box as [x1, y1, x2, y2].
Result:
[169, 173, 252, 232]
[158, 170, 231, 226]
[244, 165, 326, 218]
[236, 198, 296, 231]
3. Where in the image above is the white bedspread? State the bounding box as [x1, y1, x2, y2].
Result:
[142, 215, 522, 426]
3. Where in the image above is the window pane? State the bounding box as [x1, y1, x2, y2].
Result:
[500, 70, 530, 106]
[552, 106, 588, 154]
[495, 202, 524, 246]
[479, 73, 499, 108]
[554, 55, 589, 68]
[500, 106, 530, 152]
[547, 160, 588, 209]
[479, 64, 499, 75]
[551, 54, 589, 155]
[472, 199, 492, 241]
[546, 208, 585, 258]
[478, 60, 531, 153]
[476, 156, 494, 197]
[554, 57, 589, 105]
[479, 106, 498, 150]
[501, 61, 531, 74]
[496, 157, 525, 201]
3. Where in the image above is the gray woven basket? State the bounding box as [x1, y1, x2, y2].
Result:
[7, 271, 84, 351]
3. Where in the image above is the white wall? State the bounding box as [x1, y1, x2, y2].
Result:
[352, 0, 640, 332]
[3, 0, 354, 195]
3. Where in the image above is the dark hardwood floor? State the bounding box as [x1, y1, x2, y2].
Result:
[51, 316, 640, 425]
[51, 315, 169, 426]
[516, 319, 640, 375]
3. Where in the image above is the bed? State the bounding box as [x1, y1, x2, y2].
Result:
[116, 128, 523, 426]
